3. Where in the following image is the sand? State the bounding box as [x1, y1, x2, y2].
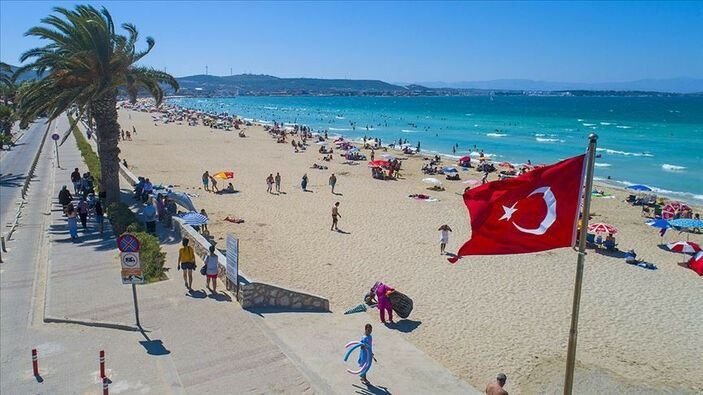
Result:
[116, 106, 703, 393]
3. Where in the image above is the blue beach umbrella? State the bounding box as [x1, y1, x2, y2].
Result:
[442, 166, 458, 173]
[646, 218, 671, 229]
[627, 184, 652, 192]
[180, 212, 208, 226]
[668, 218, 703, 229]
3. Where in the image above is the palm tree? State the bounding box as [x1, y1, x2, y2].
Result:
[14, 5, 178, 205]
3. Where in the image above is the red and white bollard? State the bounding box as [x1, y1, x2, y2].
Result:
[99, 350, 106, 379]
[102, 376, 109, 395]
[31, 348, 39, 377]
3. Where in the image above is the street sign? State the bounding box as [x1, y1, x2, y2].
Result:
[121, 251, 143, 284]
[117, 233, 140, 252]
[51, 133, 60, 141]
[120, 252, 140, 269]
[226, 233, 238, 290]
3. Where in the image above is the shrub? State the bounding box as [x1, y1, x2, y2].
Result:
[68, 115, 101, 179]
[107, 202, 141, 235]
[134, 231, 167, 282]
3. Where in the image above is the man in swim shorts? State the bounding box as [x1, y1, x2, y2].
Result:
[202, 171, 210, 192]
[438, 224, 452, 255]
[486, 373, 508, 395]
[331, 202, 341, 231]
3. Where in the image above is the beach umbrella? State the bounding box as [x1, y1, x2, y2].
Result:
[422, 177, 443, 186]
[368, 160, 390, 168]
[442, 166, 458, 173]
[627, 184, 652, 192]
[666, 241, 701, 254]
[587, 222, 619, 235]
[212, 171, 234, 180]
[166, 191, 197, 212]
[348, 147, 360, 152]
[381, 154, 396, 160]
[458, 155, 471, 162]
[463, 179, 480, 185]
[646, 218, 671, 229]
[689, 251, 703, 276]
[179, 211, 209, 226]
[668, 218, 703, 229]
[661, 201, 691, 220]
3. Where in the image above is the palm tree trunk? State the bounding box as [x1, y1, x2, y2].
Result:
[91, 93, 121, 206]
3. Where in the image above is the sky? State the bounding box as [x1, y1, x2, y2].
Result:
[1, 1, 702, 83]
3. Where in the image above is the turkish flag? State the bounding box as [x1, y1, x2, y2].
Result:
[449, 154, 586, 262]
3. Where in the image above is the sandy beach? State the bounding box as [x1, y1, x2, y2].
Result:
[117, 106, 702, 393]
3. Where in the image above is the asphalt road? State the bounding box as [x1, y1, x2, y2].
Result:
[0, 118, 51, 231]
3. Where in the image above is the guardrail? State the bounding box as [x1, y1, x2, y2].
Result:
[21, 121, 51, 200]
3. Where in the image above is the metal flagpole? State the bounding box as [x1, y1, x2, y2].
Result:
[564, 133, 598, 394]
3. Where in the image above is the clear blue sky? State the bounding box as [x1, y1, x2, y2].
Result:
[1, 1, 702, 83]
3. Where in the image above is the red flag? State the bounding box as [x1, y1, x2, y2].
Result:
[449, 154, 585, 262]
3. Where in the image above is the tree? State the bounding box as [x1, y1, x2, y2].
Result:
[14, 5, 178, 205]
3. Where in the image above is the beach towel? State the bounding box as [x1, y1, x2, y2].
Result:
[224, 216, 245, 223]
[344, 304, 368, 315]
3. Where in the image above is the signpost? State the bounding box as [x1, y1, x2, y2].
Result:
[117, 233, 142, 327]
[226, 233, 239, 300]
[51, 133, 60, 167]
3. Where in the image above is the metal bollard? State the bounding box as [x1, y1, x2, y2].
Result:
[32, 348, 39, 376]
[102, 376, 109, 395]
[99, 350, 105, 379]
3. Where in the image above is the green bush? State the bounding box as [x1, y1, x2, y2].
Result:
[107, 202, 166, 282]
[134, 231, 167, 282]
[68, 115, 101, 179]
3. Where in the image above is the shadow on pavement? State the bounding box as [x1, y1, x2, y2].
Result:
[352, 383, 391, 394]
[138, 326, 171, 356]
[246, 307, 332, 316]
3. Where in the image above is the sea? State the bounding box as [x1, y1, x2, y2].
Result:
[167, 96, 703, 204]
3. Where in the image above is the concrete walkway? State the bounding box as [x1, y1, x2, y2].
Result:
[30, 117, 480, 393]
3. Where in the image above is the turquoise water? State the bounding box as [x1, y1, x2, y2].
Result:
[168, 96, 703, 204]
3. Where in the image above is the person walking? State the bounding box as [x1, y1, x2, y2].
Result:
[143, 197, 157, 235]
[329, 173, 337, 194]
[486, 373, 508, 395]
[66, 204, 79, 241]
[58, 185, 73, 215]
[374, 282, 394, 324]
[70, 168, 81, 194]
[266, 174, 274, 193]
[202, 171, 210, 192]
[204, 245, 219, 293]
[331, 202, 341, 231]
[438, 224, 453, 255]
[77, 197, 89, 230]
[94, 199, 104, 235]
[178, 238, 196, 290]
[274, 172, 281, 193]
[301, 173, 309, 191]
[209, 175, 219, 193]
[358, 323, 375, 385]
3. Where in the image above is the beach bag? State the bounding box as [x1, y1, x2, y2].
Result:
[387, 291, 413, 319]
[200, 264, 207, 276]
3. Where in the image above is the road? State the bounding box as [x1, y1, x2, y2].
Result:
[0, 118, 51, 232]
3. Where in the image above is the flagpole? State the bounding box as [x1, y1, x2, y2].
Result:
[564, 133, 598, 394]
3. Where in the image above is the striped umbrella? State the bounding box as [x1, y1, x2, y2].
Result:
[662, 201, 691, 220]
[666, 241, 701, 254]
[689, 251, 703, 276]
[180, 212, 209, 226]
[213, 171, 234, 180]
[587, 222, 619, 235]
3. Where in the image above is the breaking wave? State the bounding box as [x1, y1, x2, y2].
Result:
[596, 148, 654, 157]
[662, 164, 686, 172]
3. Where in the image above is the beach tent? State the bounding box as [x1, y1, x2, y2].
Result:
[166, 191, 197, 212]
[689, 251, 703, 276]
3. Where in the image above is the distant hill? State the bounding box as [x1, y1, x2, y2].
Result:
[413, 78, 703, 94]
[176, 74, 411, 95]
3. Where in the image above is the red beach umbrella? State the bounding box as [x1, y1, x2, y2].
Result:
[666, 241, 701, 254]
[689, 251, 703, 276]
[368, 160, 390, 168]
[661, 201, 691, 220]
[458, 156, 471, 162]
[587, 222, 619, 235]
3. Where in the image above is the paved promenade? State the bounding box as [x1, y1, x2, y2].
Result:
[1, 116, 480, 394]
